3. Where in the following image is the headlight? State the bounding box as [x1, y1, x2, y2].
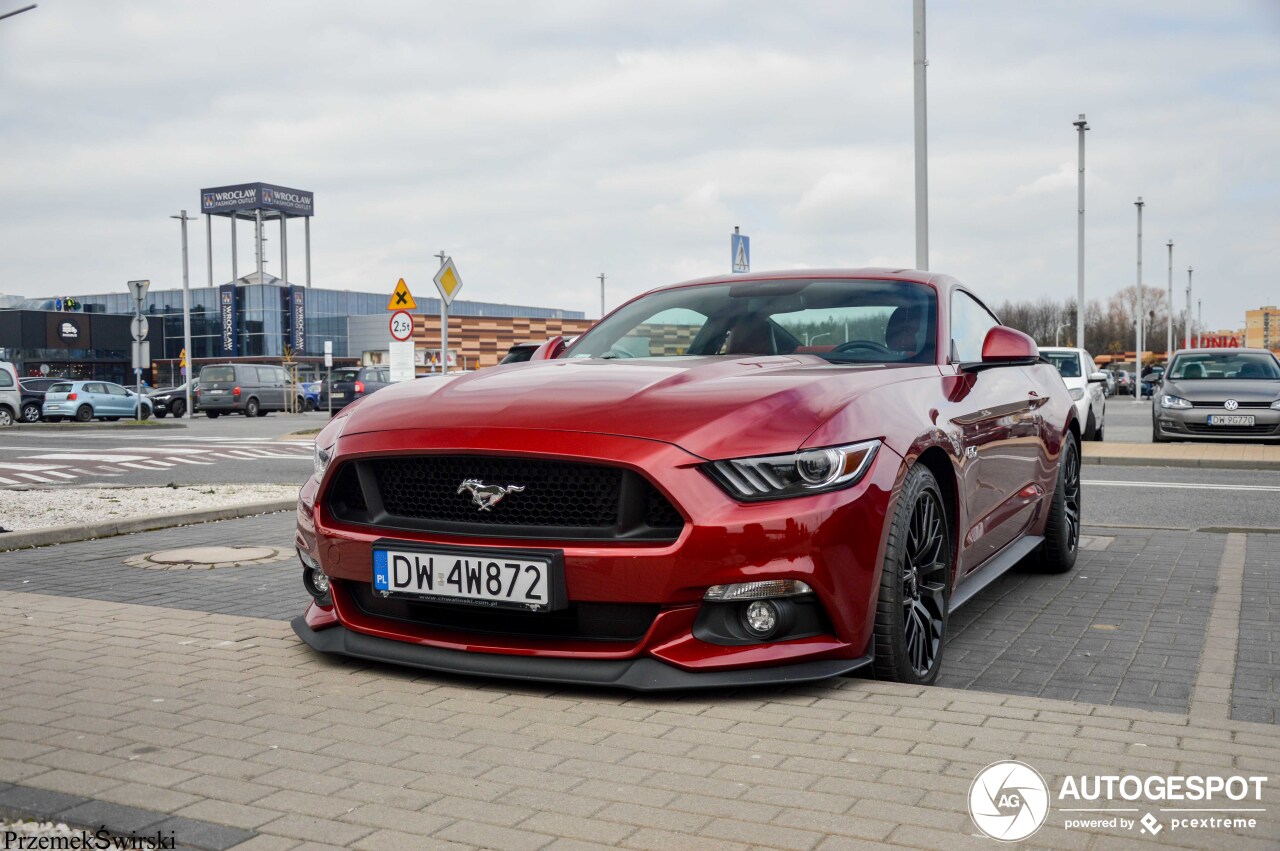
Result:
[1069, 387, 1085, 401]
[705, 439, 880, 501]
[1160, 394, 1192, 409]
[1271, 399, 1280, 410]
[312, 415, 350, 481]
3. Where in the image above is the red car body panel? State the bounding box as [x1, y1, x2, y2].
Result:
[293, 268, 1078, 689]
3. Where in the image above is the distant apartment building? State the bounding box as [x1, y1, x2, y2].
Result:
[1245, 306, 1280, 350]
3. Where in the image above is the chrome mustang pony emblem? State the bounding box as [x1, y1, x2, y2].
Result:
[458, 479, 526, 512]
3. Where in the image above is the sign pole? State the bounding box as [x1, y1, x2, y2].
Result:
[172, 210, 195, 417]
[324, 340, 333, 416]
[435, 251, 449, 374]
[127, 280, 150, 421]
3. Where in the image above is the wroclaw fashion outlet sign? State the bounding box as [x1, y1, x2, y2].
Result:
[200, 182, 314, 217]
[968, 761, 1269, 842]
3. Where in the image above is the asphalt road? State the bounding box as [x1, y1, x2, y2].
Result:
[5, 402, 1277, 532]
[0, 412, 323, 487]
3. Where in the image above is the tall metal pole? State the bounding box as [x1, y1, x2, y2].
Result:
[171, 212, 195, 418]
[230, 213, 238, 280]
[912, 0, 928, 270]
[280, 217, 289, 285]
[1197, 299, 1202, 347]
[1165, 240, 1173, 357]
[599, 273, 606, 318]
[1074, 114, 1088, 349]
[1184, 267, 1193, 349]
[205, 214, 213, 288]
[305, 216, 312, 288]
[1134, 197, 1144, 404]
[435, 250, 448, 374]
[254, 210, 264, 282]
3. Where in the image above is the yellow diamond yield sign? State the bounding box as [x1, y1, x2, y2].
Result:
[387, 278, 417, 311]
[433, 257, 464, 306]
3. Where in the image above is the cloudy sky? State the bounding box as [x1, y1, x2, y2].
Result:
[1, 1, 1277, 328]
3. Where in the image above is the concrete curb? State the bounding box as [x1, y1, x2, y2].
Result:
[0, 499, 296, 551]
[8, 421, 187, 431]
[1083, 454, 1280, 470]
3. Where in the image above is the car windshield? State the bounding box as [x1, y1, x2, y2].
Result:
[1168, 352, 1280, 380]
[1043, 352, 1082, 378]
[565, 278, 938, 364]
[201, 366, 235, 382]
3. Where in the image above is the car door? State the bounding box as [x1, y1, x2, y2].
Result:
[944, 290, 1044, 575]
[256, 366, 281, 410]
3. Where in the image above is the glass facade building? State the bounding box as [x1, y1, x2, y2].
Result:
[17, 278, 584, 362]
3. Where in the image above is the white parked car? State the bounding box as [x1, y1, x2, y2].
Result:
[1039, 347, 1108, 440]
[0, 361, 20, 426]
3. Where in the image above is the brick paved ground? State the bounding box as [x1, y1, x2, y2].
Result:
[0, 592, 1277, 850]
[2, 514, 1279, 848]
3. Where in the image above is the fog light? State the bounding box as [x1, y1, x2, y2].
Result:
[311, 569, 329, 594]
[742, 600, 780, 637]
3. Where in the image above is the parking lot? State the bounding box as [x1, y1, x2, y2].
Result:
[1, 405, 1278, 849]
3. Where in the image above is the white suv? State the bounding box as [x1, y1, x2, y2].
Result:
[1039, 347, 1108, 440]
[0, 362, 21, 427]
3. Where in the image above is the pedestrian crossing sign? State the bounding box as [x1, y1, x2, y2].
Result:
[731, 232, 750, 274]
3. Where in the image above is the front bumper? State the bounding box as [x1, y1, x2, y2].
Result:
[294, 427, 903, 687]
[1155, 407, 1280, 441]
[292, 611, 871, 690]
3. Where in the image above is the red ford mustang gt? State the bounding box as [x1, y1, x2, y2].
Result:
[294, 269, 1080, 689]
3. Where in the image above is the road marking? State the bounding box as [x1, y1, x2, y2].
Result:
[0, 476, 19, 485]
[44, 471, 77, 480]
[16, 473, 55, 482]
[170, 457, 214, 465]
[1083, 480, 1280, 493]
[0, 463, 69, 471]
[27, 453, 150, 462]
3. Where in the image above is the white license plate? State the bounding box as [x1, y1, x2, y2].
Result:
[1208, 415, 1254, 426]
[372, 545, 554, 610]
[209, 389, 226, 395]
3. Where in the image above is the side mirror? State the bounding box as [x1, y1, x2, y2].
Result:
[530, 336, 567, 361]
[1088, 371, 1108, 384]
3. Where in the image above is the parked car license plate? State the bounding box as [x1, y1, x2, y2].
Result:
[1207, 415, 1254, 426]
[372, 544, 556, 610]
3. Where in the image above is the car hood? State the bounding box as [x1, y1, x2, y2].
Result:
[340, 356, 933, 459]
[1162, 378, 1280, 403]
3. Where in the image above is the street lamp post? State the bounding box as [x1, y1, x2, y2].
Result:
[912, 0, 928, 270]
[170, 211, 195, 418]
[1134, 197, 1144, 404]
[1166, 240, 1174, 357]
[599, 273, 606, 318]
[1055, 323, 1068, 346]
[1185, 267, 1193, 349]
[1074, 114, 1088, 349]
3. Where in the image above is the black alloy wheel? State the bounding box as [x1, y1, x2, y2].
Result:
[170, 399, 185, 418]
[873, 464, 952, 684]
[21, 402, 41, 423]
[74, 405, 94, 423]
[1032, 433, 1081, 574]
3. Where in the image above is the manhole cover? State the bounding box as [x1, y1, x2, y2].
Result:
[126, 546, 294, 570]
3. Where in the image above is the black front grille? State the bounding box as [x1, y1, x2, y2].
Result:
[1184, 423, 1279, 436]
[347, 582, 658, 642]
[327, 455, 684, 541]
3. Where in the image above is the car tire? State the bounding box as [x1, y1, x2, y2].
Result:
[74, 405, 94, 423]
[154, 410, 167, 418]
[1031, 433, 1081, 574]
[305, 398, 317, 412]
[170, 399, 185, 419]
[1083, 411, 1097, 441]
[296, 396, 306, 412]
[21, 402, 42, 423]
[0, 406, 13, 427]
[140, 407, 151, 420]
[245, 398, 260, 418]
[206, 411, 220, 419]
[872, 464, 952, 685]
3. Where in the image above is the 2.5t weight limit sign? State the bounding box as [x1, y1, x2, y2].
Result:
[389, 310, 414, 342]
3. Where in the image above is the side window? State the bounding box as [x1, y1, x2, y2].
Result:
[84, 383, 104, 394]
[378, 368, 391, 383]
[108, 384, 130, 397]
[255, 367, 275, 385]
[950, 291, 999, 363]
[0, 370, 13, 389]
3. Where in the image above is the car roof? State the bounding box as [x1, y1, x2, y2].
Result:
[637, 267, 954, 298]
[1037, 347, 1088, 355]
[1172, 347, 1276, 355]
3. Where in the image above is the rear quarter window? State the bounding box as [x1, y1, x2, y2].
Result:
[201, 366, 236, 382]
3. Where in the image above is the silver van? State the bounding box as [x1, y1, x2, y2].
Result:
[197, 363, 300, 418]
[0, 362, 20, 427]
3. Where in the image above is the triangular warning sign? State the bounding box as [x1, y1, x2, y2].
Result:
[387, 278, 417, 311]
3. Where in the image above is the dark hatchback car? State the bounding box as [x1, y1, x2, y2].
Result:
[149, 380, 199, 418]
[320, 366, 391, 415]
[1154, 349, 1280, 442]
[18, 377, 62, 423]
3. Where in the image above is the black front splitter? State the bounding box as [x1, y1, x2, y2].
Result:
[291, 616, 872, 692]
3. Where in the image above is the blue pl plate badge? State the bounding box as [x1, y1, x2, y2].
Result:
[373, 550, 390, 590]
